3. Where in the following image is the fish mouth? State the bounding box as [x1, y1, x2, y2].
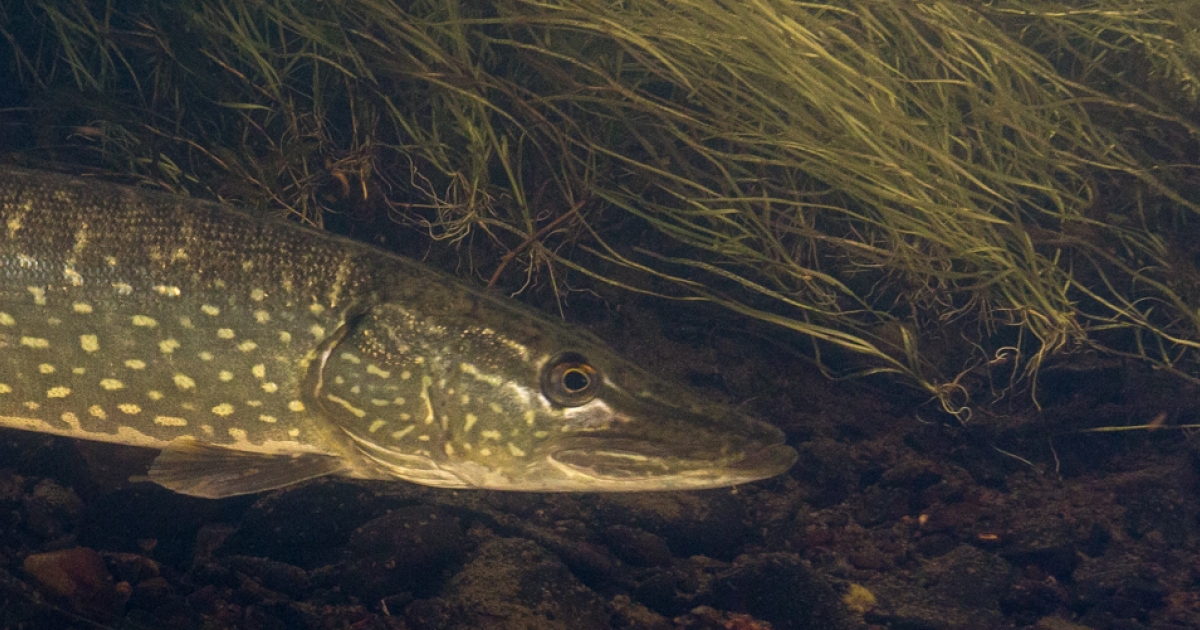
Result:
[546, 434, 797, 489]
[542, 400, 798, 489]
[727, 441, 799, 474]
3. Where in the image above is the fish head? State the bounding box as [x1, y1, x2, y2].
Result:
[323, 293, 797, 491]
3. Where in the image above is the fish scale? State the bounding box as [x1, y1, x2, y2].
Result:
[0, 165, 796, 498]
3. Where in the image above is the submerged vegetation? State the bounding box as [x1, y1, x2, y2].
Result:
[3, 0, 1200, 418]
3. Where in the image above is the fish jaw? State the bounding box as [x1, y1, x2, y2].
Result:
[531, 395, 798, 491]
[342, 392, 797, 492]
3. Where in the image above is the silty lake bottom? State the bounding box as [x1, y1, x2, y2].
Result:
[0, 289, 1197, 630]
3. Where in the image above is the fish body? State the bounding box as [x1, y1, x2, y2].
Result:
[0, 166, 795, 498]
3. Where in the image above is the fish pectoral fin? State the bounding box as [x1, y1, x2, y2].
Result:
[147, 440, 349, 499]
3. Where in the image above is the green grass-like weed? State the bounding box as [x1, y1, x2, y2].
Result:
[5, 0, 1200, 418]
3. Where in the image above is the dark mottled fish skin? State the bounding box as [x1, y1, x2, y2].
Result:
[0, 166, 796, 498]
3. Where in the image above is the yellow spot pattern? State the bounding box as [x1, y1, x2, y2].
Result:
[366, 365, 391, 378]
[63, 267, 83, 286]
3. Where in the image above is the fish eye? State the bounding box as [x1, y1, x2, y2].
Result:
[541, 352, 601, 407]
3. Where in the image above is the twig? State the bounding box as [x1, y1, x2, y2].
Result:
[487, 200, 585, 290]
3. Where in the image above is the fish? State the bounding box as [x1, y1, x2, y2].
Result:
[0, 165, 796, 498]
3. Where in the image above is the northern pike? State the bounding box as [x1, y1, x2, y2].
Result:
[0, 165, 796, 498]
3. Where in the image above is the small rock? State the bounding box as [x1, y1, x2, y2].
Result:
[790, 439, 859, 508]
[1035, 616, 1094, 630]
[103, 551, 161, 585]
[337, 505, 467, 600]
[591, 491, 747, 560]
[631, 556, 727, 616]
[913, 532, 957, 558]
[22, 479, 83, 539]
[603, 525, 674, 567]
[848, 548, 889, 571]
[23, 547, 129, 621]
[879, 460, 943, 491]
[921, 544, 1012, 611]
[218, 480, 394, 568]
[710, 553, 849, 630]
[610, 593, 672, 630]
[675, 605, 775, 630]
[222, 555, 310, 598]
[851, 486, 910, 527]
[426, 536, 608, 630]
[1000, 520, 1078, 581]
[129, 575, 175, 611]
